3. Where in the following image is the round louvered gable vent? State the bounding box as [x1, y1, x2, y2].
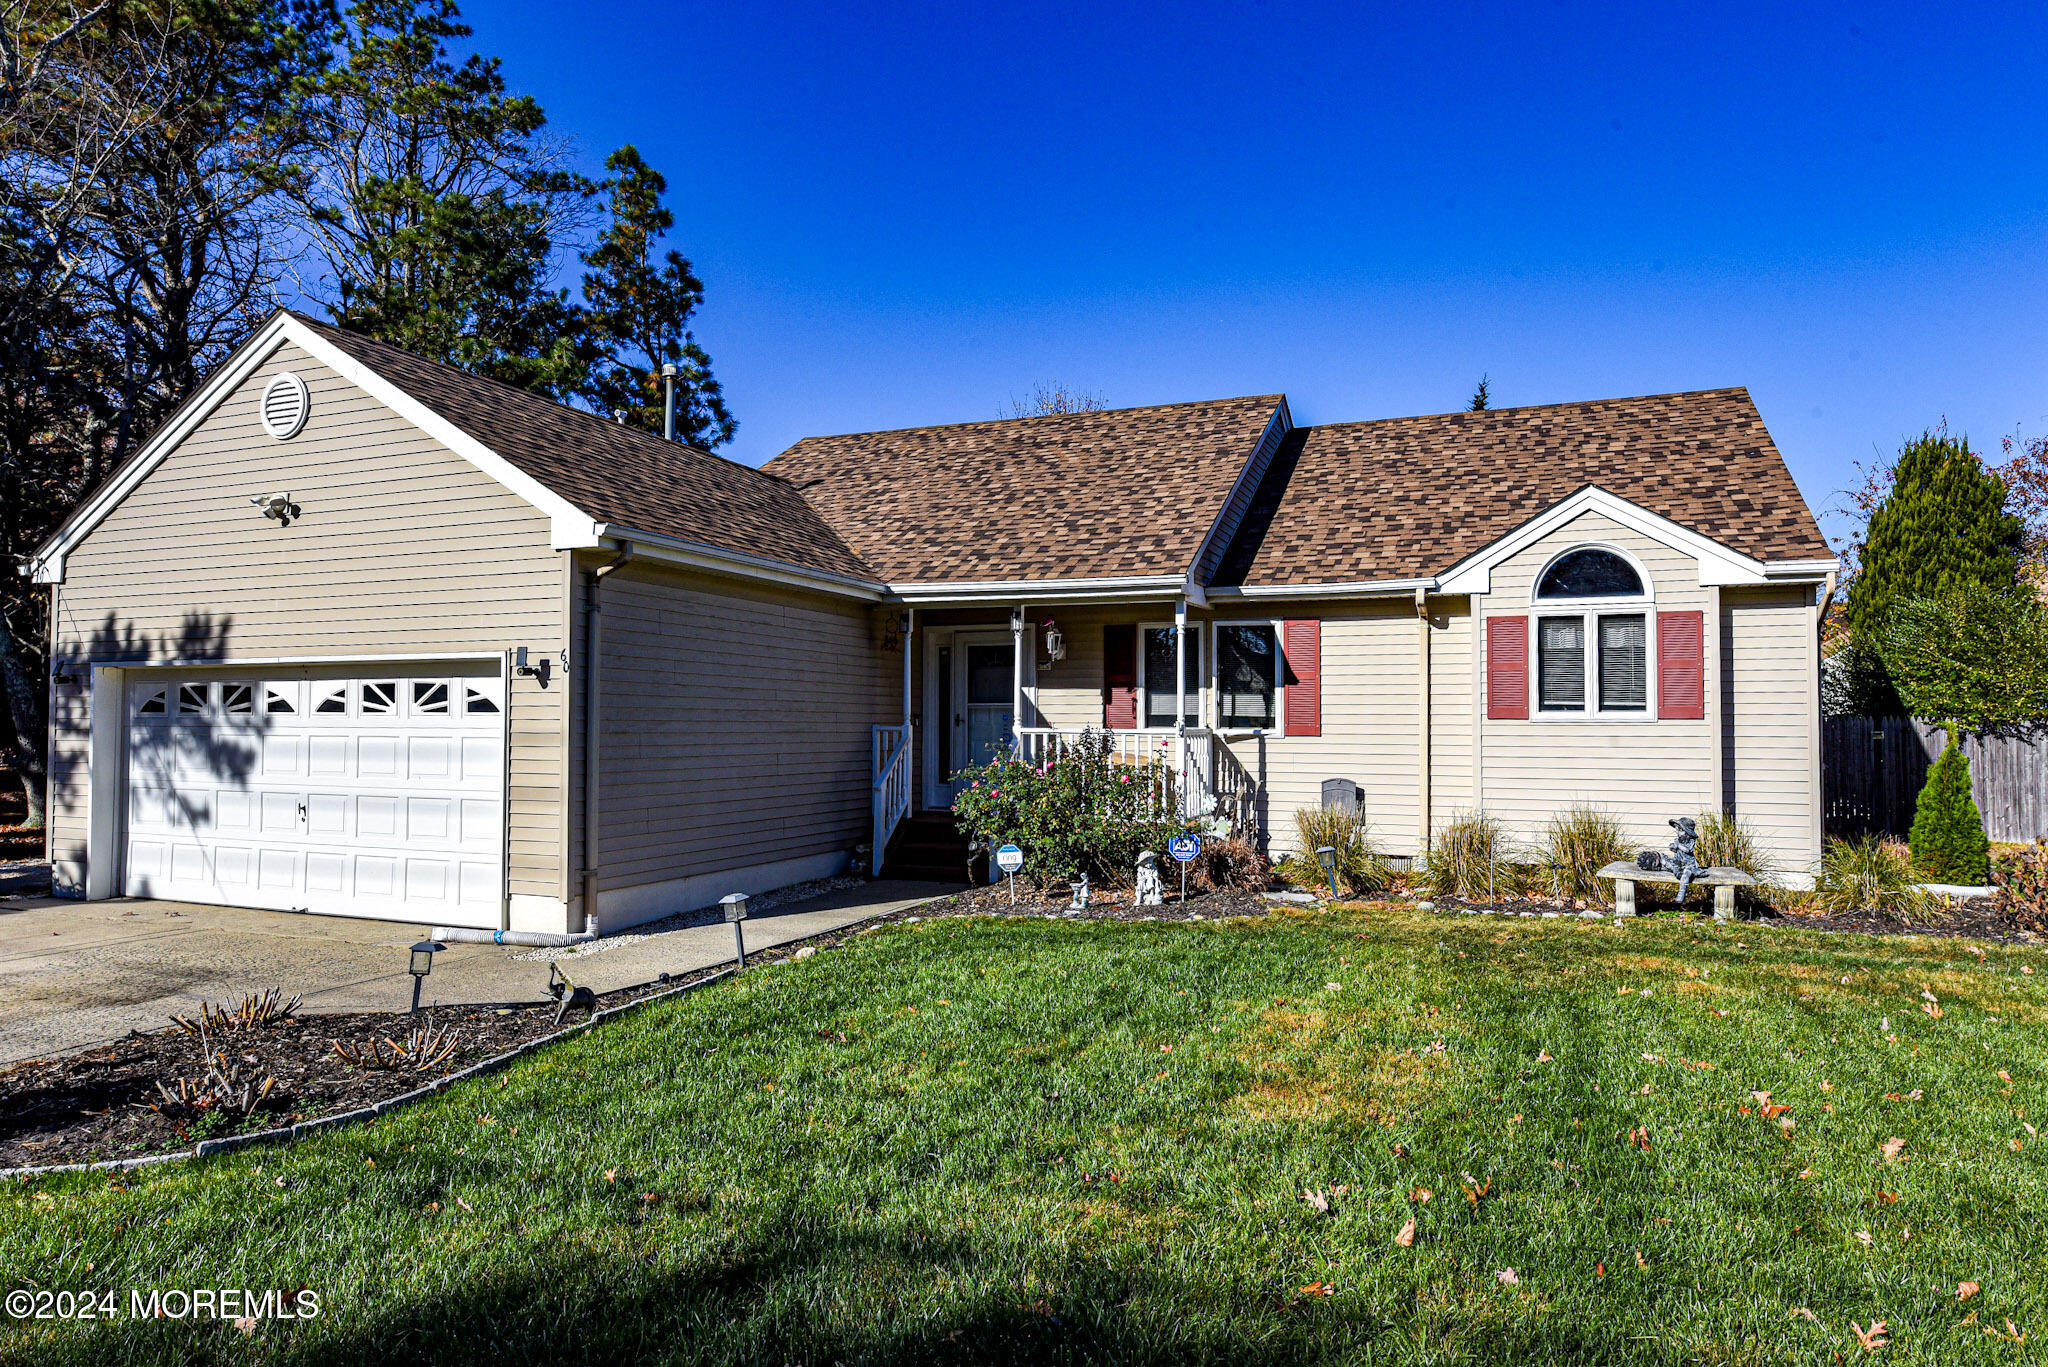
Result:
[260, 372, 310, 440]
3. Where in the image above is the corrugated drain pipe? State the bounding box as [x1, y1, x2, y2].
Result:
[581, 541, 635, 934]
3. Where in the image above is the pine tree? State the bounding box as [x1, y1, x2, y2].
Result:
[1468, 375, 1491, 412]
[578, 145, 734, 446]
[1907, 737, 1990, 884]
[1844, 431, 2022, 655]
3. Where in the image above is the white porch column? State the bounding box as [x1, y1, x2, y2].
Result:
[1011, 603, 1025, 753]
[1175, 596, 1188, 804]
[902, 607, 914, 732]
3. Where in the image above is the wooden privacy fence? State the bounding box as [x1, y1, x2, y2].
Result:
[1822, 716, 2048, 843]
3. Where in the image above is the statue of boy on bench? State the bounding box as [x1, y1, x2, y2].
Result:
[1636, 817, 1703, 904]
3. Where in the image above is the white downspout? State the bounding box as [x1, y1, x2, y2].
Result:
[1011, 603, 1025, 753]
[1416, 586, 1431, 856]
[581, 542, 635, 933]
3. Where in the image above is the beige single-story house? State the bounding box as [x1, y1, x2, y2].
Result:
[27, 310, 1837, 938]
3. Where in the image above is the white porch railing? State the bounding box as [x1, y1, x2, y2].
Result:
[871, 724, 911, 875]
[1014, 727, 1263, 833]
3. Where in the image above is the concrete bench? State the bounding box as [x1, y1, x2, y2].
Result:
[1597, 861, 1757, 923]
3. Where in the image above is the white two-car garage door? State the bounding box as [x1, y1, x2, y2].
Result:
[122, 665, 506, 928]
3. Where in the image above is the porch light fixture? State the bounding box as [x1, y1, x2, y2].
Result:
[1315, 846, 1341, 900]
[407, 940, 441, 1013]
[1041, 618, 1065, 663]
[513, 646, 552, 687]
[721, 892, 749, 971]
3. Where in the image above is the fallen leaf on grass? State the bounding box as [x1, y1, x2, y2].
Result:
[1627, 1125, 1652, 1151]
[1640, 1052, 1663, 1063]
[602, 1169, 617, 1183]
[1460, 1176, 1492, 1206]
[1301, 1189, 1329, 1216]
[231, 1317, 256, 1336]
[1880, 1137, 1906, 1163]
[1634, 1249, 1648, 1269]
[454, 1196, 473, 1213]
[1394, 1218, 1417, 1247]
[1297, 1281, 1334, 1298]
[1875, 1191, 1898, 1205]
[1495, 1268, 1518, 1286]
[1856, 1230, 1873, 1245]
[1535, 1050, 1553, 1063]
[1958, 1281, 1980, 1301]
[1409, 1187, 1431, 1203]
[1595, 1261, 1605, 1277]
[1791, 1307, 1818, 1322]
[1851, 1319, 1889, 1351]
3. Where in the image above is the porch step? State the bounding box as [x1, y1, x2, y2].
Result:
[882, 813, 973, 884]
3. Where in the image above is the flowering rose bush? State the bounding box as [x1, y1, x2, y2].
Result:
[950, 728, 1193, 887]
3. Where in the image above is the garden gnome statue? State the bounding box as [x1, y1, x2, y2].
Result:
[1135, 850, 1165, 907]
[1068, 871, 1091, 910]
[1636, 817, 1703, 903]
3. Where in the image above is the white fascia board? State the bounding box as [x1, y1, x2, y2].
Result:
[282, 317, 601, 548]
[25, 313, 604, 584]
[1435, 485, 1771, 594]
[1761, 557, 1842, 580]
[1207, 576, 1437, 601]
[889, 574, 1187, 606]
[1185, 398, 1292, 590]
[593, 523, 884, 601]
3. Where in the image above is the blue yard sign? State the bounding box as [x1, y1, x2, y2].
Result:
[1168, 835, 1201, 863]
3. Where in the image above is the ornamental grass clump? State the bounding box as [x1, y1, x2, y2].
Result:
[1694, 810, 1786, 908]
[1425, 811, 1521, 902]
[1542, 806, 1630, 903]
[1908, 739, 1991, 885]
[1813, 836, 1934, 922]
[1278, 806, 1391, 898]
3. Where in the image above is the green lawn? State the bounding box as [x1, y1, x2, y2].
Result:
[3, 905, 2044, 1365]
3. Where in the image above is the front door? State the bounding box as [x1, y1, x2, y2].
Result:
[944, 633, 1013, 805]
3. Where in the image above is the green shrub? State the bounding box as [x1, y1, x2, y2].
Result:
[1908, 739, 1990, 884]
[1425, 811, 1521, 901]
[1814, 836, 1933, 920]
[950, 729, 1191, 887]
[1542, 806, 1630, 903]
[1277, 806, 1392, 898]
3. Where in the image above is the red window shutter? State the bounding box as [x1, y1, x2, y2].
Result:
[1102, 624, 1137, 729]
[1657, 610, 1705, 719]
[1486, 616, 1529, 720]
[1283, 619, 1321, 737]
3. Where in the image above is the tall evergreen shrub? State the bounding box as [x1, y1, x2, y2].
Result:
[1908, 738, 1990, 884]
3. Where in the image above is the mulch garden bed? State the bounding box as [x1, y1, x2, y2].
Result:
[897, 880, 1276, 923]
[1431, 887, 2044, 944]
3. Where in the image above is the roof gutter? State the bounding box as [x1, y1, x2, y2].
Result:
[1205, 577, 1439, 602]
[589, 523, 883, 601]
[887, 574, 1188, 606]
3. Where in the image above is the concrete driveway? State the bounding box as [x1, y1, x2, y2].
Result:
[0, 875, 956, 1066]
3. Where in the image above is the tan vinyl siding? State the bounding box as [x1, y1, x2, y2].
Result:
[47, 340, 569, 902]
[1478, 509, 1714, 852]
[588, 562, 895, 905]
[1429, 600, 1474, 829]
[1722, 584, 1822, 880]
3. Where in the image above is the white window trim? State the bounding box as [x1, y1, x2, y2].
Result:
[1135, 621, 1206, 732]
[1531, 607, 1658, 722]
[1527, 544, 1660, 723]
[1210, 617, 1285, 736]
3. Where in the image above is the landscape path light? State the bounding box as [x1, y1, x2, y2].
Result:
[721, 893, 749, 971]
[407, 940, 441, 1014]
[1316, 846, 1341, 901]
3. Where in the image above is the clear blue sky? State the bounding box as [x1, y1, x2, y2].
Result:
[467, 0, 2048, 548]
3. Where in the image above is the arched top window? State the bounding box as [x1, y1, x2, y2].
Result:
[1537, 547, 1643, 600]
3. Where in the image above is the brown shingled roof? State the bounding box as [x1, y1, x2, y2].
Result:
[292, 312, 879, 584]
[762, 396, 1284, 584]
[1213, 388, 1830, 588]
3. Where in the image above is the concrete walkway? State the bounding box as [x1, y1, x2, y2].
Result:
[0, 878, 957, 1066]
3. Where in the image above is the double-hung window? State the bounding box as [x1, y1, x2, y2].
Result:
[1533, 547, 1653, 717]
[1140, 625, 1201, 729]
[1216, 623, 1279, 729]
